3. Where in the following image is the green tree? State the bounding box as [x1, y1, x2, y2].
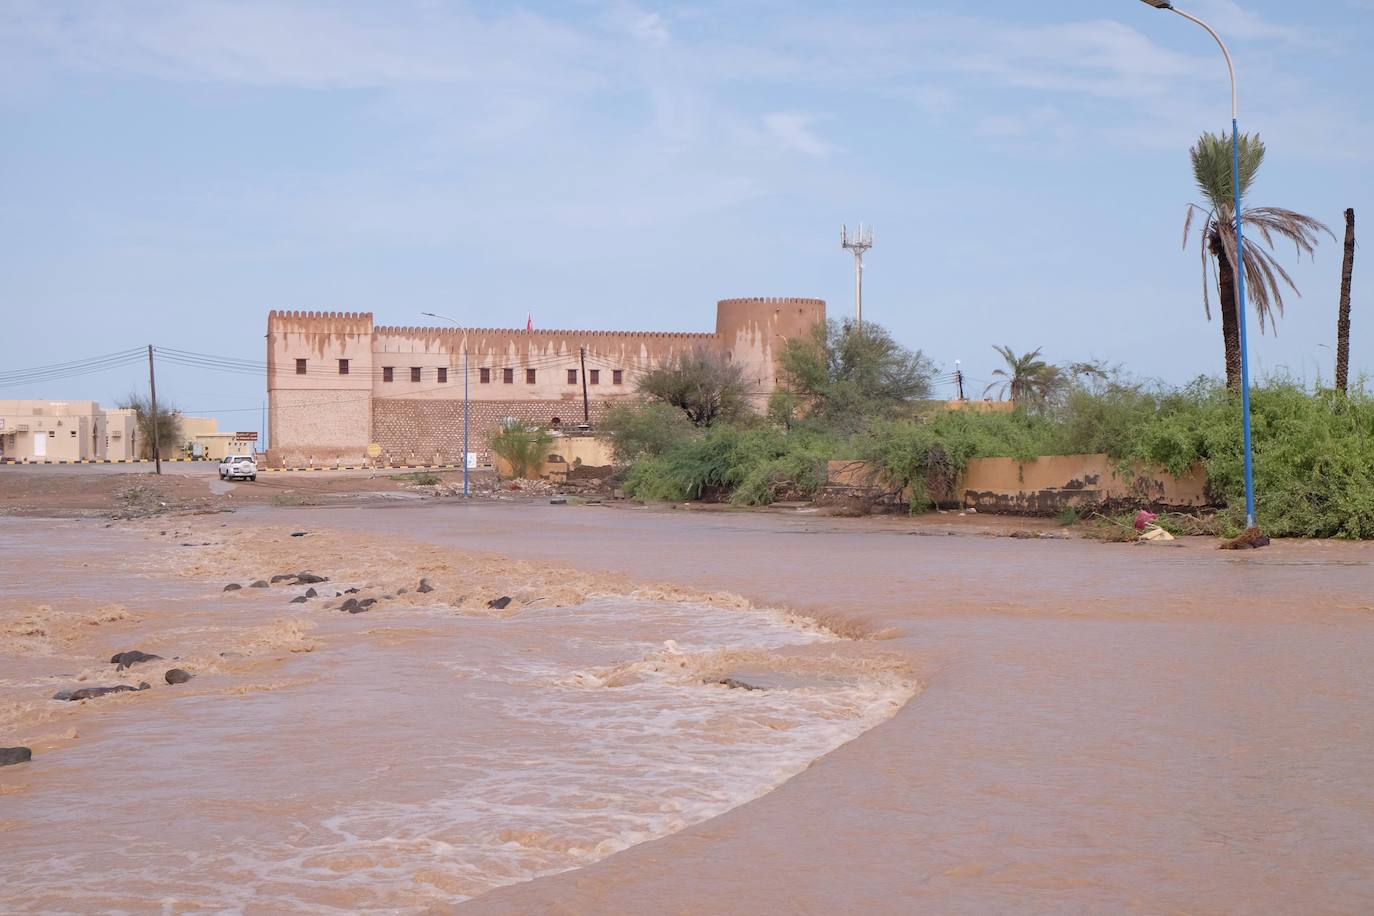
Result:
[638, 350, 748, 427]
[775, 319, 935, 431]
[489, 421, 553, 479]
[601, 401, 695, 463]
[1183, 132, 1331, 389]
[984, 346, 1063, 404]
[118, 392, 183, 460]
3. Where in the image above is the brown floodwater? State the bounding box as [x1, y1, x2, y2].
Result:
[3, 501, 1373, 914]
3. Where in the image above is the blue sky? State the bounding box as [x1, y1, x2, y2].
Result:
[2, 0, 1370, 432]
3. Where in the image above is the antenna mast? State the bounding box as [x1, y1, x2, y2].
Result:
[840, 223, 874, 327]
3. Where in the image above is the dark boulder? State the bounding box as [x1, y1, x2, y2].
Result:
[0, 747, 32, 767]
[714, 678, 763, 691]
[164, 668, 193, 685]
[304, 587, 318, 598]
[295, 572, 327, 584]
[223, 583, 242, 591]
[249, 580, 269, 588]
[417, 578, 434, 594]
[110, 650, 162, 670]
[487, 596, 512, 610]
[344, 587, 360, 594]
[289, 596, 308, 604]
[270, 574, 295, 583]
[53, 683, 151, 701]
[290, 531, 308, 537]
[339, 598, 360, 613]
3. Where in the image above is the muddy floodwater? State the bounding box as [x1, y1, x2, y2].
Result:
[3, 501, 1373, 913]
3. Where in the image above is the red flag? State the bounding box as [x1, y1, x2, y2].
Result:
[526, 314, 533, 331]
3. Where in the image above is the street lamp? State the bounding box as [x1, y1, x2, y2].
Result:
[421, 311, 470, 498]
[1139, 0, 1258, 530]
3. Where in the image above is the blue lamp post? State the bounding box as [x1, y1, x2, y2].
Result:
[422, 311, 470, 498]
[1140, 0, 1257, 529]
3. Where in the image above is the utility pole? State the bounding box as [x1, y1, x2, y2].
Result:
[579, 346, 591, 427]
[841, 223, 874, 328]
[955, 359, 966, 401]
[147, 344, 161, 475]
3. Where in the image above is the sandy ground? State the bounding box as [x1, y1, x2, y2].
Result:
[4, 467, 1373, 913]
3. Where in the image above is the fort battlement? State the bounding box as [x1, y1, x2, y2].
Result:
[266, 296, 826, 466]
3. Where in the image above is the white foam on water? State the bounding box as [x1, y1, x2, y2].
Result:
[2, 595, 912, 914]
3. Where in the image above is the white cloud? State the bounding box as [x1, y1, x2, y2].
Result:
[761, 112, 834, 156]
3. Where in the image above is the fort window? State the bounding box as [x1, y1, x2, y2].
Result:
[613, 369, 623, 385]
[338, 359, 349, 375]
[503, 368, 514, 384]
[296, 358, 307, 375]
[480, 368, 491, 384]
[526, 368, 537, 384]
[411, 367, 421, 382]
[567, 369, 577, 385]
[589, 369, 600, 385]
[551, 416, 562, 430]
[437, 367, 447, 383]
[383, 367, 394, 383]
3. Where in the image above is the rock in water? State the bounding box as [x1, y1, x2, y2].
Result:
[487, 596, 512, 610]
[715, 678, 763, 691]
[110, 650, 162, 670]
[249, 580, 269, 588]
[270, 574, 294, 583]
[53, 683, 150, 701]
[417, 578, 434, 594]
[344, 587, 360, 594]
[290, 531, 308, 537]
[289, 596, 308, 604]
[1220, 527, 1272, 550]
[295, 572, 327, 584]
[304, 587, 318, 598]
[223, 583, 242, 591]
[165, 668, 193, 685]
[0, 747, 33, 767]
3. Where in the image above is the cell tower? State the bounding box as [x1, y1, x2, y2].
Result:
[840, 223, 874, 327]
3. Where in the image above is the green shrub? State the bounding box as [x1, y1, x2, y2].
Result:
[490, 422, 553, 479]
[601, 401, 696, 463]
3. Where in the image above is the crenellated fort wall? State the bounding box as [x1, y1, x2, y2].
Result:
[266, 298, 825, 466]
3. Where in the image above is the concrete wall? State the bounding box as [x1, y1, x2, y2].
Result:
[825, 454, 1211, 513]
[494, 434, 616, 480]
[267, 298, 825, 465]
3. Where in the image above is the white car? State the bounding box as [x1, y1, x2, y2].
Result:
[219, 455, 258, 481]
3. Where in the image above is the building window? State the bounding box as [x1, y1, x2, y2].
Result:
[613, 369, 623, 385]
[589, 369, 600, 385]
[411, 367, 422, 382]
[296, 358, 307, 375]
[526, 368, 537, 384]
[437, 367, 447, 383]
[338, 359, 349, 375]
[480, 368, 491, 384]
[383, 367, 394, 382]
[70, 430, 77, 437]
[551, 416, 562, 430]
[503, 368, 514, 384]
[568, 369, 578, 385]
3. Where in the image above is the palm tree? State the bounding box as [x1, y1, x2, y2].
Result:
[985, 346, 1062, 403]
[1336, 208, 1355, 395]
[1183, 132, 1331, 390]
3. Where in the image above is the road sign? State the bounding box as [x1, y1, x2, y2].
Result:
[234, 432, 259, 441]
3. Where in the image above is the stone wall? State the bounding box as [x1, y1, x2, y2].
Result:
[371, 398, 611, 466]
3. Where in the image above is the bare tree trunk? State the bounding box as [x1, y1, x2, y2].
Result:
[1336, 208, 1355, 395]
[1210, 230, 1242, 390]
